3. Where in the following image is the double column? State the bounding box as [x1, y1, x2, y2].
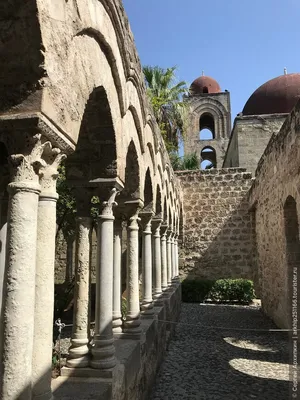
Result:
[121, 200, 143, 337]
[140, 211, 154, 318]
[91, 187, 121, 369]
[152, 217, 163, 304]
[67, 190, 93, 368]
[1, 135, 64, 400]
[160, 223, 169, 296]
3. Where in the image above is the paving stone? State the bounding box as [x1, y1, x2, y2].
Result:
[150, 303, 292, 400]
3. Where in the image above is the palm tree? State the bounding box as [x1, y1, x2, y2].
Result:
[143, 66, 188, 152]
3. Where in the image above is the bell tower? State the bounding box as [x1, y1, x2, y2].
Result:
[184, 73, 231, 168]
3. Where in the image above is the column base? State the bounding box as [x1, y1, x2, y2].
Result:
[90, 336, 116, 370]
[153, 293, 164, 306]
[112, 316, 123, 334]
[66, 339, 90, 368]
[140, 301, 154, 318]
[123, 316, 142, 336]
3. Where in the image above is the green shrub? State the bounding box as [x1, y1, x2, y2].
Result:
[181, 279, 214, 302]
[181, 278, 255, 303]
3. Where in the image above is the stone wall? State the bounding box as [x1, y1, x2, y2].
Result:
[223, 114, 286, 174]
[177, 168, 255, 282]
[249, 101, 300, 329]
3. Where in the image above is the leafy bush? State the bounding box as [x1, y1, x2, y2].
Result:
[181, 278, 255, 304]
[181, 279, 214, 302]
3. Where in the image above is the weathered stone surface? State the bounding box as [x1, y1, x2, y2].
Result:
[177, 169, 254, 281]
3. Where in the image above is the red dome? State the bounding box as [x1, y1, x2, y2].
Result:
[190, 76, 221, 95]
[243, 73, 300, 116]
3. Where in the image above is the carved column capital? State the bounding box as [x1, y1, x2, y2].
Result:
[9, 134, 47, 185]
[160, 223, 168, 237]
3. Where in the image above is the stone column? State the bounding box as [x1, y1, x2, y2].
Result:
[166, 228, 173, 288]
[175, 234, 179, 280]
[112, 217, 123, 333]
[0, 191, 8, 322]
[122, 200, 143, 337]
[67, 191, 93, 368]
[171, 232, 177, 285]
[1, 135, 49, 400]
[160, 224, 168, 294]
[152, 218, 163, 304]
[91, 188, 119, 369]
[33, 147, 66, 400]
[140, 211, 154, 317]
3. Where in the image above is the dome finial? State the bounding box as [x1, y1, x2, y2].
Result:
[202, 70, 204, 76]
[284, 67, 287, 75]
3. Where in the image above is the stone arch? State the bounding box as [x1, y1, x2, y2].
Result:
[200, 112, 215, 140]
[67, 86, 118, 181]
[143, 168, 153, 211]
[201, 146, 217, 169]
[128, 105, 145, 153]
[76, 28, 125, 116]
[163, 197, 168, 223]
[122, 140, 140, 200]
[157, 164, 164, 189]
[283, 196, 300, 329]
[193, 99, 228, 139]
[146, 143, 156, 174]
[155, 185, 162, 217]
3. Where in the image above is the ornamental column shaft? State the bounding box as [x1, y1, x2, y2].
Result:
[152, 218, 163, 304]
[112, 218, 123, 333]
[33, 147, 66, 400]
[140, 212, 154, 317]
[160, 224, 168, 293]
[166, 229, 173, 287]
[91, 188, 119, 369]
[122, 200, 143, 337]
[175, 235, 179, 279]
[1, 136, 49, 400]
[67, 191, 93, 368]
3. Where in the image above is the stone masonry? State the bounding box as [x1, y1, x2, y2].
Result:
[177, 168, 254, 282]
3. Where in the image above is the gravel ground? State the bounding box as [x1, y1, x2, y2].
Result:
[149, 303, 293, 400]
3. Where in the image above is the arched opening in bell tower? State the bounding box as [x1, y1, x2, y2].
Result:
[199, 113, 215, 140]
[200, 146, 217, 169]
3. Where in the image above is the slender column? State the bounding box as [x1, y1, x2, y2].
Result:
[65, 235, 75, 283]
[1, 136, 48, 400]
[67, 192, 93, 368]
[140, 212, 154, 317]
[0, 192, 8, 322]
[160, 224, 168, 293]
[175, 234, 180, 280]
[166, 228, 173, 288]
[152, 218, 163, 304]
[91, 188, 119, 369]
[171, 232, 177, 285]
[112, 217, 123, 333]
[123, 200, 143, 337]
[33, 148, 66, 400]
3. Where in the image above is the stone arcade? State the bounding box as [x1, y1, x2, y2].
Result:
[0, 1, 181, 399]
[0, 1, 300, 399]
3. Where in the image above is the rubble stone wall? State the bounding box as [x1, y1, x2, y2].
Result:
[177, 168, 255, 282]
[249, 101, 300, 329]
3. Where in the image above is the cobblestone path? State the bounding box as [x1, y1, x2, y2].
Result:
[150, 303, 292, 400]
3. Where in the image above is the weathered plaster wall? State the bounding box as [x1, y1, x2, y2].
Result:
[223, 115, 286, 174]
[177, 169, 254, 281]
[249, 101, 300, 329]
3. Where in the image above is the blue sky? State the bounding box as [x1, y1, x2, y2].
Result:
[123, 0, 300, 121]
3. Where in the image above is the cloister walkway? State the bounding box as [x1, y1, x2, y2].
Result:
[150, 303, 291, 400]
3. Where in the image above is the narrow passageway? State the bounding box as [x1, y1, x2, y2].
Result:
[150, 303, 290, 400]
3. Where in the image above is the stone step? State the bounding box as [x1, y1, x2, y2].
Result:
[52, 377, 111, 400]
